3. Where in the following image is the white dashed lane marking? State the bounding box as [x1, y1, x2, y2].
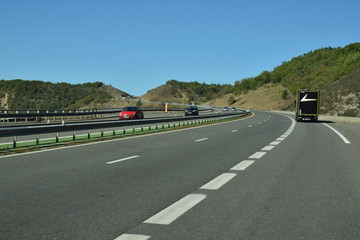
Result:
[106, 155, 139, 165]
[195, 138, 208, 142]
[200, 173, 237, 190]
[270, 141, 281, 145]
[114, 234, 151, 240]
[143, 194, 207, 225]
[230, 160, 255, 171]
[261, 145, 275, 151]
[249, 152, 267, 159]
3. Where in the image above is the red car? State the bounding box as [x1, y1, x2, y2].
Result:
[119, 106, 144, 120]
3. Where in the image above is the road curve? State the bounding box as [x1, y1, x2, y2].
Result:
[0, 111, 359, 240]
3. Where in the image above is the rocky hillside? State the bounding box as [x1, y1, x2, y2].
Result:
[320, 68, 360, 117]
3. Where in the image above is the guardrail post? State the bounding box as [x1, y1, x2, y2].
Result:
[73, 131, 76, 140]
[13, 136, 16, 148]
[15, 111, 18, 123]
[88, 130, 91, 139]
[36, 134, 39, 145]
[101, 129, 104, 137]
[132, 127, 135, 133]
[56, 132, 59, 143]
[113, 128, 116, 136]
[141, 126, 143, 132]
[123, 127, 126, 134]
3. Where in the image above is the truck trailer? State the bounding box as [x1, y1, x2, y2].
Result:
[295, 90, 320, 122]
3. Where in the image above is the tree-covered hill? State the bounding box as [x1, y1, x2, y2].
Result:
[234, 42, 360, 94]
[0, 80, 113, 109]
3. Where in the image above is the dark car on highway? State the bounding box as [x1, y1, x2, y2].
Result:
[184, 105, 199, 116]
[119, 106, 144, 120]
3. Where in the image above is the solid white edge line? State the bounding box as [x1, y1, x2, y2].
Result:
[144, 193, 206, 225]
[249, 151, 266, 159]
[114, 234, 151, 240]
[276, 137, 285, 141]
[322, 123, 350, 144]
[106, 155, 139, 165]
[230, 160, 255, 171]
[200, 173, 237, 190]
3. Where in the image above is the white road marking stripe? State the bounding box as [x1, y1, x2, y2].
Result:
[248, 125, 253, 127]
[200, 173, 237, 190]
[258, 122, 261, 124]
[114, 234, 151, 240]
[144, 194, 206, 225]
[270, 141, 281, 145]
[106, 155, 139, 165]
[322, 123, 350, 144]
[261, 145, 275, 151]
[249, 151, 266, 159]
[230, 160, 255, 171]
[195, 138, 208, 142]
[276, 137, 285, 141]
[231, 130, 238, 133]
[280, 134, 288, 138]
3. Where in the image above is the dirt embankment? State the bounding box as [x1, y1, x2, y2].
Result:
[204, 84, 294, 111]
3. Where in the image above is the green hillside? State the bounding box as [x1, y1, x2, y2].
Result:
[0, 80, 112, 109]
[234, 42, 360, 94]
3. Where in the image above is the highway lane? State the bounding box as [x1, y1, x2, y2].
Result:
[0, 111, 359, 240]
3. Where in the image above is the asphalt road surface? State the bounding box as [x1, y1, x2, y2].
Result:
[0, 111, 359, 240]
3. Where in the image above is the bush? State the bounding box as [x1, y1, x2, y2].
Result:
[282, 90, 289, 100]
[228, 96, 236, 105]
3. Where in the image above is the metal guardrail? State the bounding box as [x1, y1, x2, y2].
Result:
[0, 111, 247, 138]
[0, 107, 188, 118]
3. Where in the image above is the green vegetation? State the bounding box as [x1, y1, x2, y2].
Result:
[166, 43, 360, 99]
[234, 42, 360, 94]
[0, 80, 111, 109]
[166, 79, 233, 103]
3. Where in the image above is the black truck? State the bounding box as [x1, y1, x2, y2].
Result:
[295, 90, 320, 122]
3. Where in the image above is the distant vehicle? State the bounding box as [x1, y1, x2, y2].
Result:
[184, 106, 199, 116]
[119, 106, 144, 120]
[295, 90, 320, 122]
[223, 107, 229, 111]
[231, 107, 236, 111]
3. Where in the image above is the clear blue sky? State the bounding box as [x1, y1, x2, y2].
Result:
[1, 0, 359, 96]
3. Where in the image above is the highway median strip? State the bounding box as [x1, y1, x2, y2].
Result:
[0, 114, 250, 155]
